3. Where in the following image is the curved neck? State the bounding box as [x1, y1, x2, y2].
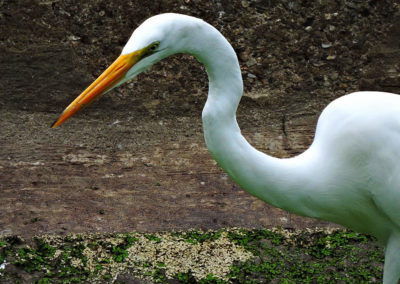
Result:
[185, 23, 316, 216]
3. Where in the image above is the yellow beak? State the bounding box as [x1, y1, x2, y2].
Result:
[51, 50, 142, 128]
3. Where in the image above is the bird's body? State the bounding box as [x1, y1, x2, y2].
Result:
[287, 92, 400, 237]
[52, 13, 400, 283]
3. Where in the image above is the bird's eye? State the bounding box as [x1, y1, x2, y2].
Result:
[142, 42, 160, 59]
[148, 42, 160, 52]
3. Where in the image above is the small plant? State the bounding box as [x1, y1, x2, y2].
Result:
[112, 246, 128, 263]
[145, 234, 162, 243]
[157, 262, 166, 268]
[153, 268, 168, 283]
[0, 240, 6, 264]
[112, 234, 138, 263]
[198, 274, 226, 283]
[175, 271, 195, 283]
[124, 233, 138, 246]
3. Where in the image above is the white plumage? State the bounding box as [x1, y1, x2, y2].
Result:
[52, 14, 400, 283]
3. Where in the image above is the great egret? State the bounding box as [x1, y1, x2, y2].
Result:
[52, 13, 400, 283]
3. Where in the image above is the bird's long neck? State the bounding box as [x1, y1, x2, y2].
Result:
[187, 21, 316, 216]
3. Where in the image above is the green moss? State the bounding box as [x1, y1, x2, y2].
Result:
[0, 237, 20, 270]
[112, 246, 128, 263]
[303, 230, 369, 259]
[0, 229, 384, 283]
[145, 234, 162, 243]
[112, 233, 138, 262]
[37, 278, 53, 284]
[0, 242, 5, 264]
[227, 229, 383, 283]
[153, 268, 168, 283]
[175, 271, 197, 283]
[198, 274, 226, 283]
[174, 271, 226, 284]
[227, 228, 285, 254]
[172, 229, 222, 244]
[13, 238, 56, 273]
[157, 262, 166, 268]
[45, 237, 91, 281]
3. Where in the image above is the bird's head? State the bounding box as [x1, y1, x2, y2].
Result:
[52, 13, 197, 128]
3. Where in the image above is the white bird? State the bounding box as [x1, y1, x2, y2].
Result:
[52, 13, 400, 283]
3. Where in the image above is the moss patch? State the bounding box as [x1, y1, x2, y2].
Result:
[226, 228, 383, 283]
[0, 228, 384, 283]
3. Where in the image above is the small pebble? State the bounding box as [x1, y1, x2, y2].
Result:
[322, 42, 332, 48]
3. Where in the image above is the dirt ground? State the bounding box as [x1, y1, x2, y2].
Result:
[0, 0, 399, 239]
